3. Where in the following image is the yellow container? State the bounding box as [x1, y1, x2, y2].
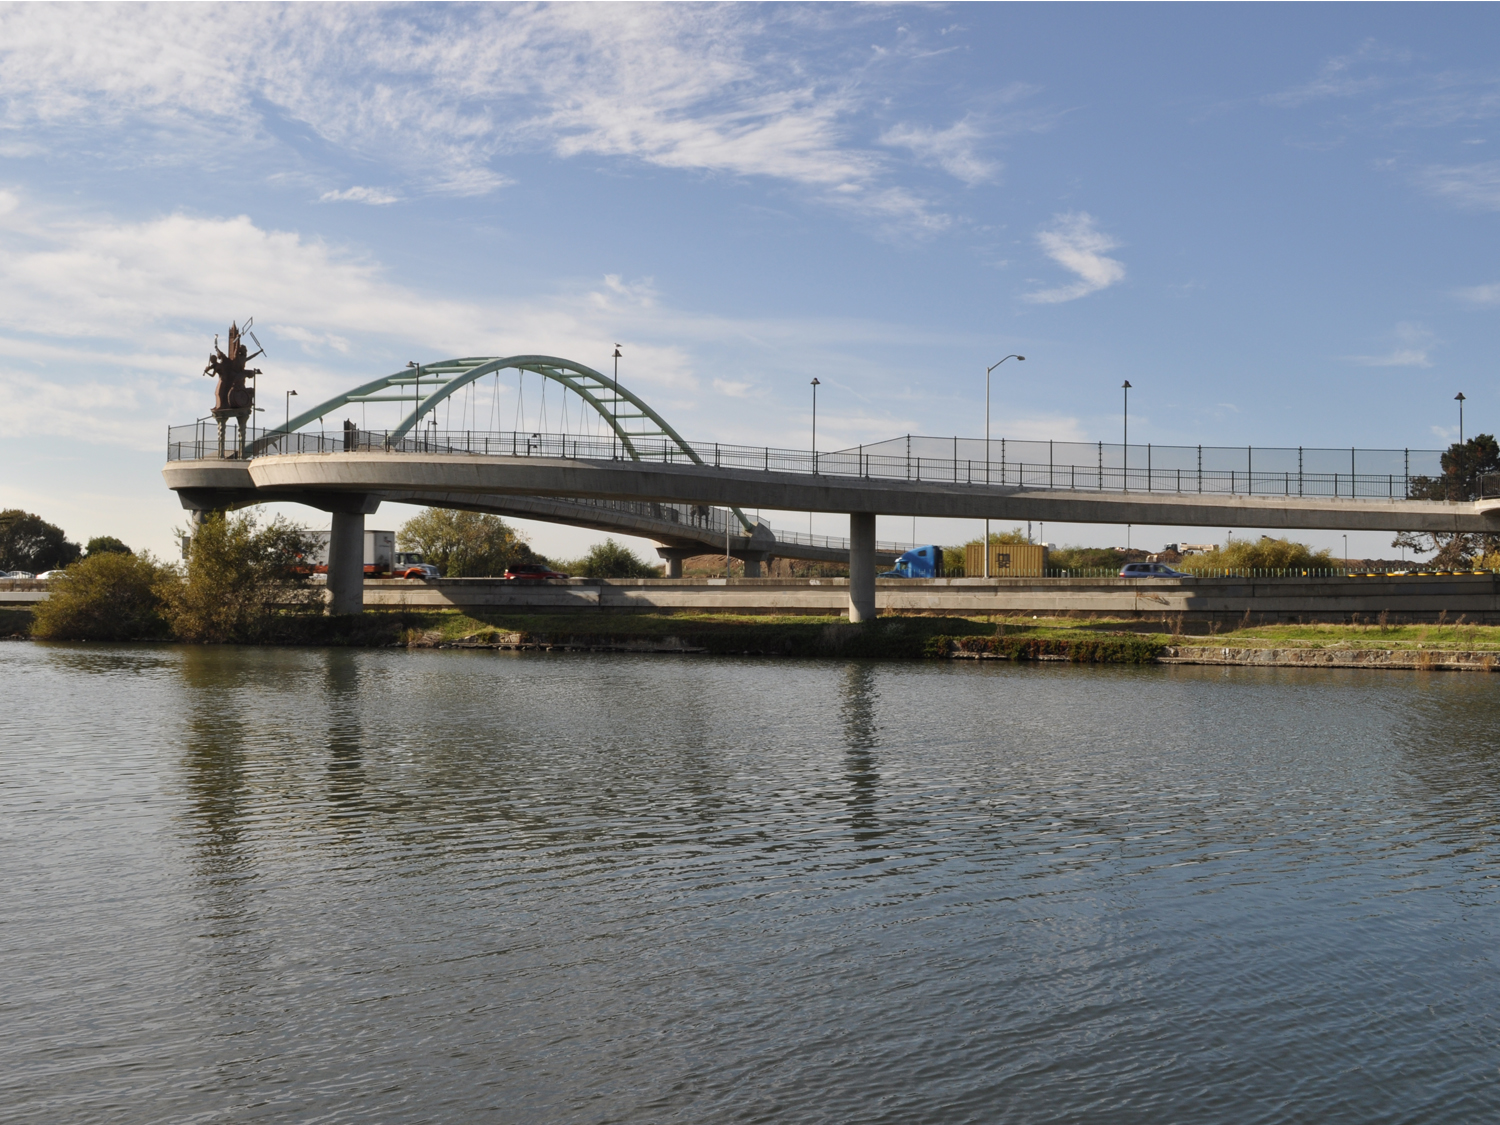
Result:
[964, 542, 1047, 577]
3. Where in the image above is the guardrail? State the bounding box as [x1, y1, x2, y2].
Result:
[168, 423, 1450, 502]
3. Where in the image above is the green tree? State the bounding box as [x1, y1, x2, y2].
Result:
[30, 551, 173, 641]
[85, 535, 133, 556]
[397, 508, 538, 576]
[162, 512, 323, 643]
[576, 538, 661, 578]
[1394, 436, 1500, 567]
[0, 510, 81, 572]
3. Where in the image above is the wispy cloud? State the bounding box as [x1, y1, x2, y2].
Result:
[881, 116, 998, 186]
[1342, 323, 1434, 367]
[1024, 212, 1125, 304]
[0, 5, 977, 231]
[1262, 41, 1392, 109]
[1416, 161, 1500, 210]
[1455, 281, 1500, 306]
[320, 186, 401, 205]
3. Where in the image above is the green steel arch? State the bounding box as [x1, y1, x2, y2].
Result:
[264, 354, 755, 531]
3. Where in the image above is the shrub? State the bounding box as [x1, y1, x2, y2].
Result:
[30, 551, 174, 641]
[397, 508, 538, 576]
[162, 512, 323, 643]
[0, 510, 81, 572]
[1188, 536, 1334, 571]
[575, 538, 662, 578]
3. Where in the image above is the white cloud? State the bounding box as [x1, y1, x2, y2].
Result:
[1024, 212, 1125, 304]
[0, 4, 954, 229]
[1342, 323, 1434, 367]
[320, 186, 401, 205]
[1262, 43, 1389, 109]
[1417, 161, 1500, 210]
[881, 117, 998, 185]
[1456, 282, 1500, 305]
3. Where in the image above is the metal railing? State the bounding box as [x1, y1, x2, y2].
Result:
[167, 423, 1452, 502]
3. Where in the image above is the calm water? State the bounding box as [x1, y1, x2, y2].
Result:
[3, 643, 1499, 1123]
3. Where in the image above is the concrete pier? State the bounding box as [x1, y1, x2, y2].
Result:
[848, 512, 876, 623]
[326, 510, 366, 615]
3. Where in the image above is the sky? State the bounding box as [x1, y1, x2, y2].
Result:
[4, 2, 1500, 562]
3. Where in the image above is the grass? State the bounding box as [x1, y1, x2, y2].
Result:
[9, 602, 1500, 658]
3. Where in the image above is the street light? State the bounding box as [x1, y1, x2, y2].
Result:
[1122, 381, 1132, 490]
[1343, 534, 1348, 566]
[810, 377, 821, 537]
[406, 361, 420, 449]
[1456, 392, 1466, 445]
[284, 389, 297, 448]
[984, 354, 1025, 578]
[611, 345, 623, 459]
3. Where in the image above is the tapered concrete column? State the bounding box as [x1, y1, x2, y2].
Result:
[666, 556, 683, 579]
[742, 554, 766, 578]
[656, 547, 694, 578]
[848, 512, 877, 623]
[327, 509, 365, 615]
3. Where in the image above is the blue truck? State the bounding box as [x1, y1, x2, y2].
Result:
[880, 544, 944, 579]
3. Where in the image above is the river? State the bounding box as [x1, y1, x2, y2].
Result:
[3, 643, 1498, 1123]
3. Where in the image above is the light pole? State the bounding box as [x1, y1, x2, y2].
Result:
[284, 389, 297, 448]
[1456, 392, 1466, 445]
[1122, 380, 1132, 490]
[611, 345, 623, 459]
[810, 377, 821, 537]
[1343, 534, 1348, 565]
[984, 354, 1025, 577]
[406, 361, 420, 449]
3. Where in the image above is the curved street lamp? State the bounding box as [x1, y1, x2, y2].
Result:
[983, 355, 1025, 578]
[1456, 392, 1466, 445]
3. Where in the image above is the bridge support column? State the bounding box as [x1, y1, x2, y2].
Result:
[848, 512, 876, 623]
[742, 553, 769, 578]
[656, 547, 695, 578]
[327, 510, 365, 615]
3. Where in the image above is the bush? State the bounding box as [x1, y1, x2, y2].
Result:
[85, 535, 132, 556]
[162, 512, 323, 643]
[0, 510, 81, 572]
[397, 508, 538, 576]
[30, 551, 174, 641]
[574, 538, 662, 578]
[1188, 536, 1333, 571]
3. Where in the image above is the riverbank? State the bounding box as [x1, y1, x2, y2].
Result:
[11, 605, 1500, 669]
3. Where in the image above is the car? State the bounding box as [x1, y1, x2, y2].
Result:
[4, 571, 35, 579]
[1119, 562, 1190, 578]
[504, 563, 569, 582]
[36, 570, 70, 580]
[394, 563, 441, 580]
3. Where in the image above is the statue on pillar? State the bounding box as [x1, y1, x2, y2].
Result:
[203, 321, 263, 458]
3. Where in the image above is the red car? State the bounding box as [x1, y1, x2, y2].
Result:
[504, 563, 569, 582]
[394, 563, 441, 579]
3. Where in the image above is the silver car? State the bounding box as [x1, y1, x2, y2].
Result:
[1119, 562, 1190, 578]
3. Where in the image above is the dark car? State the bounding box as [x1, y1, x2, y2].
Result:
[1119, 562, 1190, 578]
[504, 563, 569, 582]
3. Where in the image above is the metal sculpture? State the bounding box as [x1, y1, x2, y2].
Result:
[203, 321, 262, 457]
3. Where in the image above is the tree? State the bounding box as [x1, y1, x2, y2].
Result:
[85, 536, 132, 556]
[30, 551, 173, 641]
[397, 508, 538, 576]
[576, 538, 662, 578]
[161, 512, 323, 642]
[1394, 435, 1500, 566]
[0, 510, 81, 572]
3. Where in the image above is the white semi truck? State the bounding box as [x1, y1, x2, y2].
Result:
[305, 529, 395, 576]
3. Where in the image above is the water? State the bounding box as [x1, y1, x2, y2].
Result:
[3, 643, 1499, 1123]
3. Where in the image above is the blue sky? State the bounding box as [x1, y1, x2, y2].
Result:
[4, 2, 1499, 561]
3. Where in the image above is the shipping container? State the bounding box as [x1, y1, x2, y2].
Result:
[964, 542, 1047, 577]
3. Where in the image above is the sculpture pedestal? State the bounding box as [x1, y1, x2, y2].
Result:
[212, 408, 251, 459]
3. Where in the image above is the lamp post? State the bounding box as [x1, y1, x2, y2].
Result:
[1343, 534, 1348, 566]
[406, 361, 420, 449]
[1456, 392, 1466, 445]
[1122, 380, 1132, 491]
[284, 389, 297, 449]
[810, 377, 821, 537]
[611, 345, 623, 459]
[984, 354, 1025, 578]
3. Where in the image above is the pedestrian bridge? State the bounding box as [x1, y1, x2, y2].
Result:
[163, 352, 1500, 620]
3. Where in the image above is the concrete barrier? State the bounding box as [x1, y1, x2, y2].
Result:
[360, 573, 1500, 623]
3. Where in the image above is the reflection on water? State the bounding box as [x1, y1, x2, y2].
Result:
[3, 644, 1500, 1124]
